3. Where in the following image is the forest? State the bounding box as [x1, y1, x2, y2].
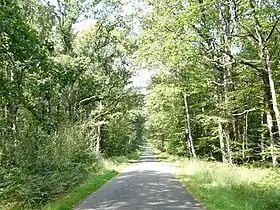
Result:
[1, 0, 280, 209]
[143, 0, 280, 167]
[0, 0, 145, 209]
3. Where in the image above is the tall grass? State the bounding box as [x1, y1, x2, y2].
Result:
[155, 152, 280, 210]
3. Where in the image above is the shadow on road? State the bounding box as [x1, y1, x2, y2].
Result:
[75, 146, 203, 210]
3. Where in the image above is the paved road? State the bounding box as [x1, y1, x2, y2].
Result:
[75, 146, 203, 210]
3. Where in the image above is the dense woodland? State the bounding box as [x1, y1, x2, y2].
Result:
[0, 0, 145, 208]
[1, 0, 280, 209]
[142, 0, 280, 167]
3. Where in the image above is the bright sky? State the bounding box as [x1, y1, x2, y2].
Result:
[47, 0, 152, 91]
[131, 68, 153, 90]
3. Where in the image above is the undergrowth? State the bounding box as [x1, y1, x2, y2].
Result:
[0, 148, 143, 210]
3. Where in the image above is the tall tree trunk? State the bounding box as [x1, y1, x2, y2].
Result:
[266, 112, 277, 167]
[242, 112, 248, 160]
[183, 92, 196, 158]
[259, 47, 279, 167]
[232, 119, 237, 143]
[9, 65, 17, 134]
[260, 111, 265, 161]
[264, 48, 280, 138]
[218, 120, 227, 163]
[222, 67, 233, 164]
[224, 128, 232, 163]
[219, 0, 235, 164]
[249, 1, 280, 166]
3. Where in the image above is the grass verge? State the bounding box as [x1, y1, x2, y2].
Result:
[153, 149, 280, 210]
[42, 170, 117, 210]
[42, 148, 144, 210]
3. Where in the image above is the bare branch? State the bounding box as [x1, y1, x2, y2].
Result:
[249, 0, 263, 41]
[265, 18, 280, 42]
[79, 95, 101, 105]
[249, 0, 262, 29]
[233, 108, 257, 116]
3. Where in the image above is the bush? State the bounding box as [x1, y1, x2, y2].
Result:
[0, 123, 101, 209]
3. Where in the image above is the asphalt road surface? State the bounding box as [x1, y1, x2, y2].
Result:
[75, 146, 203, 210]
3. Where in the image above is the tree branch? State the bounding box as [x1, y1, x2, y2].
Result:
[92, 90, 130, 121]
[233, 108, 257, 116]
[79, 95, 101, 105]
[220, 49, 263, 71]
[265, 17, 280, 42]
[238, 21, 259, 42]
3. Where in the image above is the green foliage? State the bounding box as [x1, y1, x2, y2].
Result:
[140, 0, 280, 165]
[0, 124, 99, 209]
[141, 1, 280, 207]
[0, 0, 145, 208]
[146, 74, 186, 155]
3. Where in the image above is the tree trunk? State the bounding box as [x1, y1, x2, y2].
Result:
[222, 67, 233, 164]
[266, 112, 277, 167]
[232, 119, 237, 143]
[183, 92, 196, 158]
[242, 112, 248, 160]
[259, 47, 279, 167]
[224, 128, 232, 163]
[264, 48, 280, 138]
[218, 120, 227, 163]
[260, 111, 265, 161]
